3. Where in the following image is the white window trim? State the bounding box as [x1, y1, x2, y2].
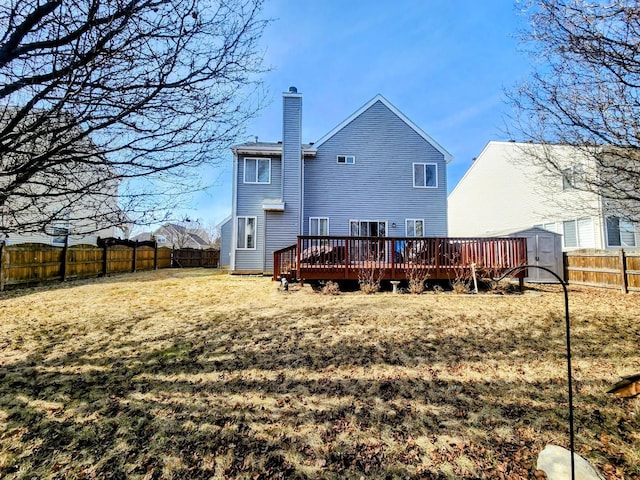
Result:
[562, 217, 593, 249]
[236, 216, 257, 250]
[606, 216, 636, 247]
[51, 222, 71, 246]
[412, 162, 438, 188]
[405, 219, 425, 237]
[337, 155, 355, 165]
[349, 219, 388, 237]
[309, 217, 329, 236]
[562, 164, 584, 191]
[243, 157, 271, 184]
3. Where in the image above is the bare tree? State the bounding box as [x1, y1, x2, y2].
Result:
[0, 0, 267, 237]
[509, 0, 640, 221]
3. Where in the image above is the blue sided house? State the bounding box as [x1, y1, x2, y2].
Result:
[220, 87, 454, 274]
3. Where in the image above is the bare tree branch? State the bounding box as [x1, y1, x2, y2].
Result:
[0, 0, 267, 237]
[508, 0, 640, 221]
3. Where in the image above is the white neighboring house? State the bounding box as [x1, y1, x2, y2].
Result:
[448, 141, 639, 250]
[0, 110, 128, 246]
[0, 164, 127, 246]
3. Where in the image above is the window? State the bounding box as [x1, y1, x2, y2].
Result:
[562, 217, 594, 248]
[236, 216, 256, 249]
[309, 217, 329, 236]
[413, 163, 437, 188]
[606, 217, 636, 247]
[562, 164, 584, 190]
[406, 219, 425, 237]
[350, 220, 386, 237]
[244, 158, 270, 184]
[51, 222, 71, 246]
[337, 155, 355, 164]
[535, 222, 559, 233]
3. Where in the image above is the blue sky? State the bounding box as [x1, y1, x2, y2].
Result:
[192, 0, 532, 228]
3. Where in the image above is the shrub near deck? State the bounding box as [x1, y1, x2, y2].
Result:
[0, 269, 638, 479]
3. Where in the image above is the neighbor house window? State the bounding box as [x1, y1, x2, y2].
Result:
[51, 222, 71, 246]
[534, 222, 559, 233]
[337, 155, 355, 164]
[406, 219, 425, 237]
[244, 158, 270, 184]
[562, 164, 584, 190]
[606, 216, 636, 247]
[309, 217, 329, 236]
[562, 217, 594, 248]
[413, 163, 437, 188]
[237, 216, 256, 249]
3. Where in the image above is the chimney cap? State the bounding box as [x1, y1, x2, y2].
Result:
[288, 86, 298, 93]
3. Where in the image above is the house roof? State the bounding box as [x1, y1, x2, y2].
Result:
[231, 141, 317, 157]
[312, 94, 454, 163]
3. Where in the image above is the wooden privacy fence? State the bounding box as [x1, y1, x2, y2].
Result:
[173, 248, 220, 268]
[0, 238, 219, 290]
[564, 249, 640, 293]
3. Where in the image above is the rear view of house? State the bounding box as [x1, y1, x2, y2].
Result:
[221, 88, 453, 274]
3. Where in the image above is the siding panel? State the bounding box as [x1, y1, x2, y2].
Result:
[304, 100, 448, 237]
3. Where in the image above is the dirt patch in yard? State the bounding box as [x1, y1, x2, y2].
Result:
[0, 269, 639, 479]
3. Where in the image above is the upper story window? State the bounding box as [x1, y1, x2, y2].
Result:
[337, 155, 355, 165]
[51, 222, 71, 246]
[413, 163, 437, 188]
[244, 158, 270, 184]
[406, 219, 425, 237]
[606, 216, 636, 247]
[562, 164, 584, 190]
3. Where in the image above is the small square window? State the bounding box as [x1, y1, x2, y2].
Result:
[51, 223, 71, 246]
[337, 155, 355, 164]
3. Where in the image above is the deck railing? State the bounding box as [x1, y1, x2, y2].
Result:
[273, 243, 297, 281]
[274, 236, 528, 282]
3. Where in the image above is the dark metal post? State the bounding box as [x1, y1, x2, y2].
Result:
[0, 240, 5, 291]
[495, 265, 575, 480]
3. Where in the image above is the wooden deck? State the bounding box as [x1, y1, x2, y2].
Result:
[274, 236, 528, 283]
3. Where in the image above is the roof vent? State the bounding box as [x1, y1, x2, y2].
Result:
[288, 86, 297, 93]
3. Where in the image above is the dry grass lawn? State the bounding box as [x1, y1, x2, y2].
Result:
[0, 269, 639, 479]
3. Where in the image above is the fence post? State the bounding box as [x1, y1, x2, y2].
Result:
[619, 248, 628, 294]
[61, 234, 69, 282]
[154, 241, 158, 270]
[101, 239, 108, 276]
[0, 241, 5, 291]
[132, 241, 138, 272]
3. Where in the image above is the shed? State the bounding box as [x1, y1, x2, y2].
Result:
[492, 227, 564, 283]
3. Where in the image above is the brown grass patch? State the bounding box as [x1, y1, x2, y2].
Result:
[0, 269, 638, 479]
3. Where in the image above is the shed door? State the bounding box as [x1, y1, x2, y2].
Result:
[526, 234, 559, 282]
[535, 235, 558, 282]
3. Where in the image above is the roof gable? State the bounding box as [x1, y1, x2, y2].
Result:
[312, 94, 453, 163]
